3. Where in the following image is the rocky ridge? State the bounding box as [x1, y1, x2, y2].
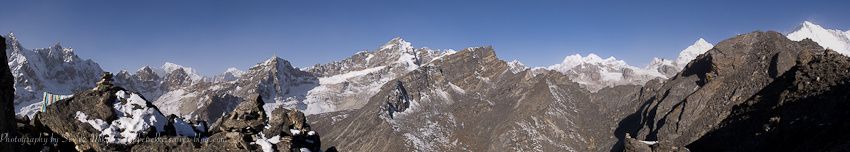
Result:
[616, 31, 850, 151]
[311, 46, 644, 151]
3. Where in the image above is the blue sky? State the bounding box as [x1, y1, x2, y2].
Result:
[2, 0, 849, 75]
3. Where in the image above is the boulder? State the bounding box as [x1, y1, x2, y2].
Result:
[217, 94, 267, 134]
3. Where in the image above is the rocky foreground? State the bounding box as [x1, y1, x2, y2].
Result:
[0, 36, 333, 151]
[8, 81, 333, 151]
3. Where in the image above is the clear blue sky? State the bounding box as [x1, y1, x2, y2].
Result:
[2, 0, 849, 75]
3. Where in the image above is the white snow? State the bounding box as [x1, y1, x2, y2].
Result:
[18, 102, 44, 118]
[318, 66, 386, 84]
[646, 58, 676, 72]
[507, 60, 528, 74]
[73, 91, 187, 144]
[6, 33, 105, 117]
[252, 132, 281, 152]
[639, 140, 658, 145]
[162, 62, 204, 82]
[75, 111, 109, 130]
[255, 139, 274, 152]
[548, 54, 613, 71]
[380, 37, 421, 71]
[544, 38, 714, 91]
[448, 82, 466, 94]
[153, 89, 197, 116]
[224, 67, 244, 77]
[676, 38, 714, 67]
[101, 90, 170, 143]
[546, 53, 668, 91]
[364, 53, 375, 64]
[788, 21, 850, 56]
[381, 37, 413, 51]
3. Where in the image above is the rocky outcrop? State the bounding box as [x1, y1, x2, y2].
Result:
[385, 80, 411, 118]
[687, 49, 850, 151]
[214, 94, 267, 134]
[203, 94, 326, 152]
[33, 74, 198, 151]
[614, 31, 850, 151]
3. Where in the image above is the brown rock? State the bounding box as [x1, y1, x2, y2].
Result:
[217, 94, 267, 134]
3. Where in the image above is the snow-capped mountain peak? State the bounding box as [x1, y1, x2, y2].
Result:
[545, 53, 667, 91]
[545, 38, 714, 91]
[381, 37, 413, 51]
[549, 53, 628, 71]
[5, 33, 105, 116]
[507, 60, 528, 74]
[225, 67, 244, 76]
[787, 21, 850, 56]
[676, 38, 714, 67]
[259, 56, 295, 70]
[161, 62, 203, 82]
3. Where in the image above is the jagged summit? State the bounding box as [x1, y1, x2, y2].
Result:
[261, 56, 294, 67]
[5, 32, 18, 43]
[381, 37, 412, 50]
[506, 59, 528, 74]
[162, 62, 203, 82]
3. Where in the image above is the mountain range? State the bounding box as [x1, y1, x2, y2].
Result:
[4, 21, 850, 151]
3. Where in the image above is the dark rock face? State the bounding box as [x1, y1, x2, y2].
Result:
[385, 80, 411, 118]
[1, 35, 17, 151]
[614, 31, 850, 151]
[688, 49, 850, 151]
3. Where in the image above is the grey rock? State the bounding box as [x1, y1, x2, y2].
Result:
[218, 94, 267, 134]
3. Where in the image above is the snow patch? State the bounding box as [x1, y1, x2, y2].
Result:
[319, 66, 386, 84]
[74, 91, 186, 144]
[252, 132, 281, 152]
[448, 82, 466, 94]
[75, 111, 109, 131]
